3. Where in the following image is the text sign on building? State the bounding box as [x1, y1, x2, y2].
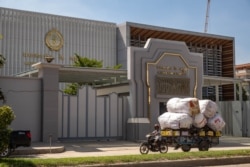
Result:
[147, 52, 197, 97]
[156, 77, 190, 96]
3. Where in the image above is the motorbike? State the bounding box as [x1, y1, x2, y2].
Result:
[139, 134, 168, 154]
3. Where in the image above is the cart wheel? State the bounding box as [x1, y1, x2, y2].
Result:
[0, 146, 10, 157]
[139, 143, 149, 154]
[199, 140, 209, 151]
[159, 143, 168, 153]
[181, 145, 191, 152]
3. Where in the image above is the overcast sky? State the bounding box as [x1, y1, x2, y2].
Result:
[1, 0, 249, 65]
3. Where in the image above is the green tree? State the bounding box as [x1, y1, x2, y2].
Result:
[0, 54, 6, 67]
[64, 53, 122, 95]
[0, 55, 6, 102]
[63, 83, 80, 96]
[236, 83, 249, 101]
[73, 53, 103, 68]
[0, 55, 15, 156]
[0, 105, 15, 155]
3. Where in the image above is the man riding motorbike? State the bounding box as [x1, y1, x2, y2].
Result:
[151, 124, 161, 146]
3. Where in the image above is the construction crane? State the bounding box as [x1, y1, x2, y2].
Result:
[204, 0, 211, 33]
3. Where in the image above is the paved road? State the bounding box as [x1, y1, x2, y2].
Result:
[11, 136, 250, 159]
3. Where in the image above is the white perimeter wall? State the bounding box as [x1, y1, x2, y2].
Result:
[0, 76, 42, 141]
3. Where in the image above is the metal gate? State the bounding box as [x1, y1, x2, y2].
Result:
[218, 101, 250, 137]
[58, 86, 128, 140]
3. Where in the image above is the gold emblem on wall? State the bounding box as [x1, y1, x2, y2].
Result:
[45, 29, 64, 51]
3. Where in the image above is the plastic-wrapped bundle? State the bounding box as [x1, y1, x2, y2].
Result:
[207, 113, 226, 131]
[199, 100, 217, 118]
[167, 97, 200, 116]
[193, 113, 207, 128]
[180, 116, 193, 129]
[158, 112, 193, 130]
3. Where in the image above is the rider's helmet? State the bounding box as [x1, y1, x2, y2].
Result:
[154, 124, 160, 130]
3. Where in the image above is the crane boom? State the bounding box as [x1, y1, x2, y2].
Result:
[204, 0, 210, 33]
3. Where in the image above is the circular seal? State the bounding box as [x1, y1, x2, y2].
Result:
[45, 29, 64, 51]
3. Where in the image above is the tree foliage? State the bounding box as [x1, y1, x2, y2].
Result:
[63, 83, 80, 96]
[0, 55, 6, 102]
[73, 54, 103, 68]
[0, 54, 6, 67]
[0, 56, 14, 154]
[236, 84, 249, 101]
[0, 105, 15, 154]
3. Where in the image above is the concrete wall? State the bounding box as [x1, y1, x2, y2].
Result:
[0, 77, 249, 143]
[0, 76, 42, 141]
[218, 101, 243, 137]
[0, 75, 128, 142]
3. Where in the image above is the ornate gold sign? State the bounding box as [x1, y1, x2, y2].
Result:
[45, 29, 64, 51]
[146, 52, 198, 98]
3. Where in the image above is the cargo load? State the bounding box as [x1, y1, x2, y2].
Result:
[193, 113, 207, 128]
[158, 112, 192, 129]
[199, 99, 217, 118]
[207, 113, 226, 131]
[167, 97, 200, 116]
[157, 97, 226, 152]
[163, 97, 225, 130]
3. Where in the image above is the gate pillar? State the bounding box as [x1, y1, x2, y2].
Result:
[32, 62, 62, 142]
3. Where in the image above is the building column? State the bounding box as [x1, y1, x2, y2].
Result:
[32, 62, 62, 142]
[238, 82, 243, 101]
[215, 85, 219, 102]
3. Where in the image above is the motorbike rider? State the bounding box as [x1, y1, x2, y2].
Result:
[151, 124, 161, 146]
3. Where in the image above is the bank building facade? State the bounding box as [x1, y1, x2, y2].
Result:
[0, 7, 246, 142]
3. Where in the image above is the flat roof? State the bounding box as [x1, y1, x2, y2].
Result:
[203, 75, 242, 86]
[125, 22, 234, 46]
[16, 63, 128, 86]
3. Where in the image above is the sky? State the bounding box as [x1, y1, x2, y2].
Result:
[0, 0, 249, 65]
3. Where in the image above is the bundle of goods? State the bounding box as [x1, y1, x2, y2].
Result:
[158, 97, 226, 133]
[158, 112, 193, 130]
[199, 99, 217, 118]
[207, 113, 226, 131]
[166, 97, 200, 117]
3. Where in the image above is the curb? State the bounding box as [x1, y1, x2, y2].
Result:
[11, 146, 65, 155]
[84, 156, 250, 167]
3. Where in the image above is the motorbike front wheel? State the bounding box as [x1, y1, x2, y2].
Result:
[139, 142, 149, 154]
[159, 143, 168, 153]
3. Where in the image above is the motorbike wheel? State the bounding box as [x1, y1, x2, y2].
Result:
[181, 145, 191, 152]
[139, 143, 149, 154]
[198, 140, 209, 151]
[0, 146, 10, 157]
[159, 143, 168, 153]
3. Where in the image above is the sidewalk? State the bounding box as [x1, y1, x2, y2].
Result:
[12, 142, 65, 155]
[10, 136, 250, 158]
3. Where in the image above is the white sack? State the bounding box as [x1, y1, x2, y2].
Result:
[179, 116, 193, 129]
[158, 112, 192, 130]
[193, 113, 207, 128]
[207, 113, 226, 131]
[199, 100, 217, 118]
[167, 97, 200, 116]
